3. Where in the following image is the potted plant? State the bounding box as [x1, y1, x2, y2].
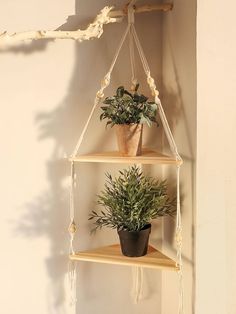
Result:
[100, 84, 158, 157]
[89, 166, 176, 257]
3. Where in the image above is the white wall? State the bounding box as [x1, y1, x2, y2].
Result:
[0, 1, 164, 314]
[196, 0, 236, 313]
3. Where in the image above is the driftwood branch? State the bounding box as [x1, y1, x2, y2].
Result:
[0, 3, 173, 47]
[110, 3, 173, 17]
[0, 6, 119, 47]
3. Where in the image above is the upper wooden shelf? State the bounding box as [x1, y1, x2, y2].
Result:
[69, 148, 182, 165]
[70, 244, 178, 271]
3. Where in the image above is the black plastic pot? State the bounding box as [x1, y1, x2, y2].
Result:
[117, 224, 151, 257]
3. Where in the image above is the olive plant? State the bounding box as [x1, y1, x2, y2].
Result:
[89, 166, 176, 232]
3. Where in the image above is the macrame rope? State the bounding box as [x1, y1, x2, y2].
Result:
[128, 3, 138, 91]
[157, 98, 182, 161]
[68, 260, 77, 307]
[67, 161, 77, 308]
[131, 23, 182, 162]
[176, 165, 184, 314]
[71, 23, 130, 158]
[69, 161, 76, 255]
[131, 266, 144, 304]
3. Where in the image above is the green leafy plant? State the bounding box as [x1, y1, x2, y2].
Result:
[89, 166, 176, 232]
[100, 84, 158, 127]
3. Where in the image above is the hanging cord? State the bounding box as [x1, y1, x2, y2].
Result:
[68, 260, 77, 307]
[127, 3, 145, 304]
[71, 23, 130, 158]
[176, 165, 184, 314]
[69, 161, 77, 255]
[68, 161, 77, 307]
[128, 2, 138, 90]
[131, 266, 144, 304]
[131, 23, 182, 162]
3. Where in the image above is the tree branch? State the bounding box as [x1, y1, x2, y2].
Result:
[0, 6, 119, 47]
[0, 3, 173, 47]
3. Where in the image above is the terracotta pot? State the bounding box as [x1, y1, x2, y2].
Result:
[115, 124, 143, 156]
[117, 224, 151, 257]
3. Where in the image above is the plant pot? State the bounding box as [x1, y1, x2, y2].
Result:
[115, 124, 143, 157]
[117, 224, 151, 257]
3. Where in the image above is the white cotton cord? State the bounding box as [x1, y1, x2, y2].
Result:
[131, 25, 150, 75]
[129, 27, 138, 90]
[157, 97, 182, 161]
[68, 161, 77, 310]
[131, 24, 160, 99]
[69, 161, 75, 220]
[71, 24, 131, 158]
[68, 260, 77, 307]
[69, 161, 77, 255]
[131, 266, 144, 304]
[131, 266, 143, 304]
[176, 165, 184, 314]
[128, 3, 138, 90]
[130, 22, 182, 162]
[72, 97, 101, 158]
[107, 23, 130, 75]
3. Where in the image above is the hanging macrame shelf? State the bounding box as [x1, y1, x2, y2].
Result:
[69, 148, 182, 165]
[70, 244, 178, 271]
[68, 1, 184, 312]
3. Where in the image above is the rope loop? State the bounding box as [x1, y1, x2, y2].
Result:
[128, 4, 135, 24]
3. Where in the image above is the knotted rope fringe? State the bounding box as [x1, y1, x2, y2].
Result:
[68, 260, 77, 307]
[176, 165, 184, 314]
[131, 266, 144, 304]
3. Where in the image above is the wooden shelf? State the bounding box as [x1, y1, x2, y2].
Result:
[69, 148, 182, 165]
[70, 244, 178, 271]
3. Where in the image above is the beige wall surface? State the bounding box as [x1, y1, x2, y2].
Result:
[0, 1, 167, 314]
[162, 0, 196, 313]
[196, 1, 236, 313]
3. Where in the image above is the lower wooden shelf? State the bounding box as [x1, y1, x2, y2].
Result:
[70, 244, 178, 271]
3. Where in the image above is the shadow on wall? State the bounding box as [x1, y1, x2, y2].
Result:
[12, 0, 131, 312]
[12, 6, 114, 314]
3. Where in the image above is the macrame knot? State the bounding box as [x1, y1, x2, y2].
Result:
[153, 89, 159, 97]
[102, 74, 111, 87]
[175, 228, 183, 248]
[128, 5, 135, 24]
[68, 220, 77, 235]
[147, 75, 156, 88]
[96, 90, 104, 99]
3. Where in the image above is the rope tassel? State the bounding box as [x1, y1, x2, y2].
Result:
[131, 266, 144, 304]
